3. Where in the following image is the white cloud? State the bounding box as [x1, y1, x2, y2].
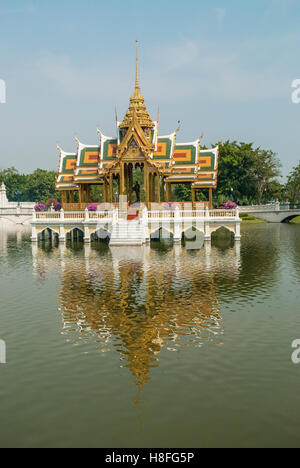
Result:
[146, 39, 292, 103]
[37, 36, 294, 108]
[38, 54, 132, 102]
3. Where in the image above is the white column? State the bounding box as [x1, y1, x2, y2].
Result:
[112, 208, 118, 226]
[235, 221, 241, 241]
[174, 206, 181, 243]
[205, 240, 211, 271]
[143, 207, 150, 243]
[84, 225, 90, 243]
[31, 225, 37, 242]
[59, 225, 65, 242]
[204, 207, 211, 241]
[235, 207, 241, 241]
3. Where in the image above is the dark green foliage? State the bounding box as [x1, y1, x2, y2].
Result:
[174, 141, 282, 206]
[286, 163, 300, 202]
[0, 167, 60, 204]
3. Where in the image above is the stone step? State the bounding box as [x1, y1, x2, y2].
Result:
[110, 220, 145, 246]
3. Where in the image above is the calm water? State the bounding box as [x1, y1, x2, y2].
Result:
[0, 222, 300, 448]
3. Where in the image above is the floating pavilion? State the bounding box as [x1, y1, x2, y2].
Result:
[56, 42, 219, 209]
[32, 44, 241, 245]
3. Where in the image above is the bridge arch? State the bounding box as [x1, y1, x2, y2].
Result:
[150, 226, 174, 241]
[90, 227, 111, 243]
[65, 227, 84, 241]
[38, 227, 59, 241]
[182, 225, 205, 236]
[281, 214, 300, 223]
[211, 225, 235, 237]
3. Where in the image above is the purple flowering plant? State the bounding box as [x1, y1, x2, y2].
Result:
[88, 204, 98, 212]
[34, 203, 46, 212]
[223, 200, 238, 210]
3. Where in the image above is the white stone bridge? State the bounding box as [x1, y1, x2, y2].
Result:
[0, 207, 34, 225]
[0, 183, 35, 225]
[239, 202, 300, 223]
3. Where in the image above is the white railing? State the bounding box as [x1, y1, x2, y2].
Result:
[33, 209, 114, 222]
[148, 210, 175, 219]
[209, 209, 237, 218]
[239, 204, 277, 212]
[0, 207, 34, 216]
[179, 210, 206, 218]
[35, 212, 61, 220]
[147, 208, 239, 220]
[87, 211, 112, 220]
[32, 208, 240, 224]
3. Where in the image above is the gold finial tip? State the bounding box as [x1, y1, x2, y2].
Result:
[135, 39, 140, 92]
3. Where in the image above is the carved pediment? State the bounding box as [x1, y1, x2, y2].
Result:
[122, 146, 146, 161]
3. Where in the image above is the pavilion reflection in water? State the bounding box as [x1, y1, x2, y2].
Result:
[32, 243, 241, 387]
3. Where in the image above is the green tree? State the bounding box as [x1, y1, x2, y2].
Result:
[216, 141, 282, 204]
[26, 169, 59, 204]
[286, 163, 300, 202]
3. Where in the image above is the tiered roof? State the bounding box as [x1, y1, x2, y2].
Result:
[56, 42, 219, 190]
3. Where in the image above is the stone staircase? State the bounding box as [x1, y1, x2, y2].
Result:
[110, 218, 145, 246]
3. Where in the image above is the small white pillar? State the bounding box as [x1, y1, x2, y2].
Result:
[84, 225, 90, 243]
[235, 222, 241, 241]
[112, 208, 118, 226]
[204, 223, 211, 241]
[59, 225, 65, 243]
[204, 207, 211, 240]
[0, 182, 9, 208]
[174, 206, 181, 243]
[31, 225, 37, 242]
[142, 207, 150, 243]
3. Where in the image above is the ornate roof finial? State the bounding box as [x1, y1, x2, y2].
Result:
[135, 39, 140, 94]
[120, 41, 154, 130]
[56, 142, 63, 153]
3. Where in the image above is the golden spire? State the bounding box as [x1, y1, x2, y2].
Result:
[134, 39, 140, 95]
[119, 40, 154, 130]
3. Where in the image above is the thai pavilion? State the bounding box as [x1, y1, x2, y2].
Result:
[56, 43, 219, 209]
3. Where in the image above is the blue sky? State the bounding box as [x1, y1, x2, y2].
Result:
[0, 0, 300, 177]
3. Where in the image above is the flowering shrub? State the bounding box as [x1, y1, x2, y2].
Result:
[163, 202, 176, 211]
[34, 203, 46, 212]
[223, 200, 238, 210]
[48, 198, 57, 207]
[88, 204, 98, 212]
[54, 203, 62, 212]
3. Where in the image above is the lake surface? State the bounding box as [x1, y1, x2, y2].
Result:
[0, 222, 300, 448]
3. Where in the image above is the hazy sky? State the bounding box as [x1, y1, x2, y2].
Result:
[0, 0, 300, 177]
